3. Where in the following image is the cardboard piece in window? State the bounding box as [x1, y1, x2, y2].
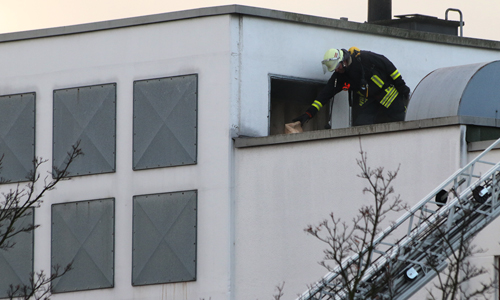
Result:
[284, 121, 303, 134]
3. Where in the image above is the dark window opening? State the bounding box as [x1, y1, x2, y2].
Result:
[269, 75, 330, 135]
[466, 125, 500, 143]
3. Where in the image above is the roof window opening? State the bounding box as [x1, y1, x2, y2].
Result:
[269, 75, 350, 135]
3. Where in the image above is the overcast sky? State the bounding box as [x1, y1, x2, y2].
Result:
[0, 0, 498, 41]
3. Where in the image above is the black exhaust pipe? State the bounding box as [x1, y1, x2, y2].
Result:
[367, 0, 392, 23]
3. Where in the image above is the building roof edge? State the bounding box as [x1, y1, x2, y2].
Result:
[0, 5, 499, 50]
[234, 116, 500, 148]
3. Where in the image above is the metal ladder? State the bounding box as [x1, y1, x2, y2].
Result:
[298, 137, 500, 300]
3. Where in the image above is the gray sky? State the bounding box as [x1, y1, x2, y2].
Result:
[0, 0, 498, 41]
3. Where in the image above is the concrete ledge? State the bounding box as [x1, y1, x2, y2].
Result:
[234, 116, 500, 148]
[0, 5, 499, 50]
[468, 140, 500, 152]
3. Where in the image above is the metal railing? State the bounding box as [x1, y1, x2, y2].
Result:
[446, 8, 464, 37]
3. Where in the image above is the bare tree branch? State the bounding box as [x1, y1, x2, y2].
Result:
[8, 264, 73, 300]
[0, 141, 82, 299]
[0, 141, 83, 250]
[304, 146, 408, 299]
[423, 197, 496, 300]
[272, 282, 285, 300]
[303, 143, 495, 300]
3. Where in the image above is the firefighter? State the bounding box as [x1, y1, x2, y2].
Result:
[293, 47, 410, 126]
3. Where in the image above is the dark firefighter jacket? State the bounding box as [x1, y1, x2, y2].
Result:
[306, 50, 410, 117]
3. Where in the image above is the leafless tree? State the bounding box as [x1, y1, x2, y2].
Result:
[303, 147, 496, 300]
[304, 148, 407, 299]
[0, 142, 83, 299]
[7, 265, 73, 300]
[272, 282, 285, 300]
[423, 188, 496, 300]
[425, 239, 494, 300]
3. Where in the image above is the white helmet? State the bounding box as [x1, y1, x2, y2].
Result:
[321, 48, 343, 74]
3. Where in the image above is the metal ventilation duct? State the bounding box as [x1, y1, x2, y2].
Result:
[406, 61, 500, 121]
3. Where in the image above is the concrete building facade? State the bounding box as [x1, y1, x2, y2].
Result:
[0, 5, 499, 300]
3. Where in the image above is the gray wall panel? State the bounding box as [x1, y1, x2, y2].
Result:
[132, 191, 197, 285]
[133, 75, 197, 170]
[0, 93, 35, 182]
[0, 208, 34, 298]
[53, 84, 116, 176]
[51, 199, 114, 293]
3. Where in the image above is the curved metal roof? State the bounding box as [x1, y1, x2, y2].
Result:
[406, 61, 500, 121]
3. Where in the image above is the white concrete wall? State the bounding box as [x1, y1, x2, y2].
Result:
[236, 15, 500, 137]
[0, 15, 236, 300]
[234, 126, 463, 299]
[0, 8, 499, 300]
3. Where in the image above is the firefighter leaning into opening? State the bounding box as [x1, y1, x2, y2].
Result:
[293, 47, 411, 126]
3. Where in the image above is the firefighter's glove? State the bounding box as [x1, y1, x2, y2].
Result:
[292, 112, 311, 126]
[399, 85, 411, 99]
